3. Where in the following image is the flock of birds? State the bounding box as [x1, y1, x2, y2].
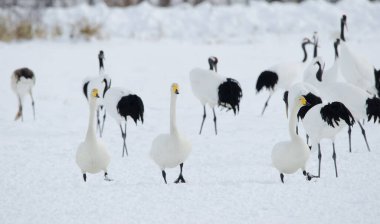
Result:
[9, 14, 380, 184]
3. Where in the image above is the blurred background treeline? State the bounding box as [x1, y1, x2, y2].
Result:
[1, 0, 378, 8]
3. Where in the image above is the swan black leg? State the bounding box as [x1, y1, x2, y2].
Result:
[318, 144, 322, 178]
[162, 170, 167, 184]
[261, 94, 272, 116]
[212, 108, 217, 135]
[199, 106, 206, 135]
[348, 126, 352, 153]
[83, 173, 87, 182]
[332, 142, 338, 178]
[280, 173, 284, 183]
[174, 163, 186, 184]
[296, 125, 299, 135]
[358, 122, 371, 152]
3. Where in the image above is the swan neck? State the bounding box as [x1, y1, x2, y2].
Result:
[85, 98, 97, 142]
[170, 93, 178, 135]
[289, 103, 301, 140]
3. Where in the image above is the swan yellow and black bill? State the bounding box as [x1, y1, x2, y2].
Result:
[91, 88, 100, 98]
[172, 83, 179, 94]
[300, 96, 307, 106]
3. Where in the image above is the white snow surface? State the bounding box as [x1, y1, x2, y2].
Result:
[1, 0, 380, 42]
[1, 33, 380, 223]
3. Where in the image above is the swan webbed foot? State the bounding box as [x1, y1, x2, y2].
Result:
[303, 170, 318, 181]
[104, 172, 113, 181]
[83, 173, 87, 182]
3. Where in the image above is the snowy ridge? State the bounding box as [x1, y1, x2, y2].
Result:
[1, 0, 380, 42]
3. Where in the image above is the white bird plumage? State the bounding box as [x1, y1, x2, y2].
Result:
[82, 50, 111, 137]
[104, 86, 144, 157]
[11, 67, 36, 121]
[338, 15, 379, 95]
[272, 95, 316, 183]
[150, 83, 192, 184]
[190, 56, 242, 135]
[256, 38, 313, 115]
[76, 88, 111, 182]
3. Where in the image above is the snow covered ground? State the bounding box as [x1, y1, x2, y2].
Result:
[1, 30, 380, 223]
[1, 1, 380, 222]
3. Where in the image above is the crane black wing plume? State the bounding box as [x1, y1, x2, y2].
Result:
[117, 94, 144, 124]
[366, 96, 380, 123]
[218, 78, 243, 115]
[320, 101, 355, 127]
[255, 71, 278, 93]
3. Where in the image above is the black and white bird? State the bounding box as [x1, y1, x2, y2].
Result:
[256, 38, 313, 115]
[338, 15, 379, 96]
[189, 56, 242, 135]
[272, 95, 316, 183]
[83, 50, 111, 137]
[150, 83, 191, 184]
[11, 68, 36, 121]
[304, 57, 380, 153]
[300, 99, 355, 178]
[76, 88, 111, 182]
[104, 87, 144, 157]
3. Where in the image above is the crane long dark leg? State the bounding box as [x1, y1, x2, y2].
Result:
[212, 108, 217, 135]
[199, 106, 206, 135]
[120, 123, 128, 157]
[162, 170, 167, 184]
[100, 109, 107, 137]
[318, 143, 322, 178]
[296, 125, 299, 135]
[332, 142, 338, 178]
[174, 163, 186, 184]
[348, 126, 352, 153]
[306, 134, 309, 145]
[358, 122, 371, 152]
[30, 90, 35, 120]
[15, 95, 23, 121]
[261, 94, 272, 116]
[96, 108, 101, 135]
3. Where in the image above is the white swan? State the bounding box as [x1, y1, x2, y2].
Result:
[272, 95, 316, 183]
[82, 50, 111, 137]
[11, 68, 36, 121]
[76, 88, 111, 182]
[150, 83, 192, 184]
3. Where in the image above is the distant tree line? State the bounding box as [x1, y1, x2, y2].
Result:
[0, 0, 378, 8]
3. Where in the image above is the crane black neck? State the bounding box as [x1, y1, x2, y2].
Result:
[316, 61, 323, 82]
[340, 16, 346, 42]
[301, 42, 308, 63]
[334, 40, 340, 60]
